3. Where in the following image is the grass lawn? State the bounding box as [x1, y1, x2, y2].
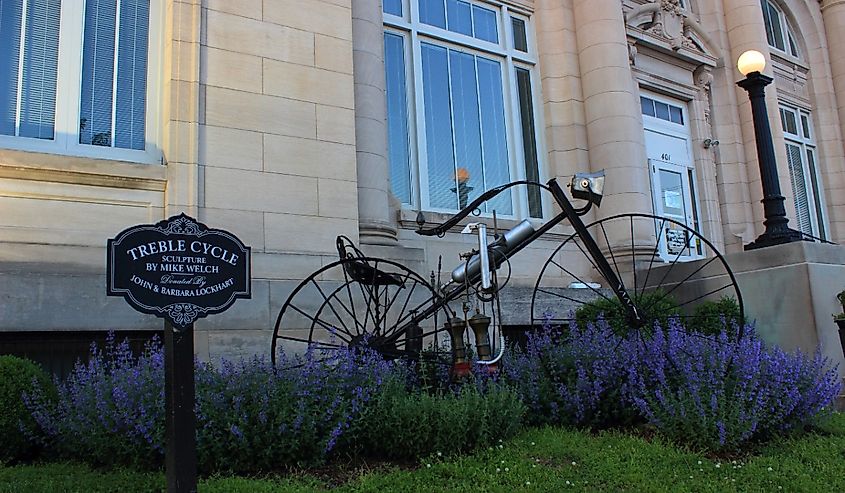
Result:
[3, 413, 844, 492]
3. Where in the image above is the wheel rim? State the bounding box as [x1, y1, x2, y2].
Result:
[272, 257, 452, 366]
[531, 213, 744, 336]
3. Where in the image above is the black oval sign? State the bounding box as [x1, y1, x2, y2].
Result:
[107, 214, 251, 327]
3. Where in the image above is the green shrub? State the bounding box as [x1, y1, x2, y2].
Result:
[688, 296, 745, 336]
[574, 290, 680, 336]
[0, 355, 54, 464]
[345, 379, 525, 460]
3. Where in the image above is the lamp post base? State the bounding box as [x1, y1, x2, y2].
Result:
[744, 227, 805, 251]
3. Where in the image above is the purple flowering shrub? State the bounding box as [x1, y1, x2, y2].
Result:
[628, 320, 843, 451]
[24, 334, 165, 468]
[195, 346, 400, 472]
[23, 334, 401, 472]
[499, 320, 640, 429]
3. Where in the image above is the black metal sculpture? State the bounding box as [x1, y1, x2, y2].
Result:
[271, 173, 744, 371]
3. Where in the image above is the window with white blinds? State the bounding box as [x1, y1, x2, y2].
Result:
[79, 0, 149, 150]
[779, 105, 827, 240]
[0, 0, 158, 162]
[0, 0, 61, 139]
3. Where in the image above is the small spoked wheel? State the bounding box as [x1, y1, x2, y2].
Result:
[272, 257, 452, 366]
[531, 213, 744, 335]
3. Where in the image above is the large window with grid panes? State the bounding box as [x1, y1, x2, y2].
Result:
[0, 0, 160, 163]
[383, 0, 543, 218]
[779, 104, 828, 240]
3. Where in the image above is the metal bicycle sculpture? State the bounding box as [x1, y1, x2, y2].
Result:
[271, 173, 744, 372]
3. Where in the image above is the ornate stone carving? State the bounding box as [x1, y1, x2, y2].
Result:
[625, 0, 715, 55]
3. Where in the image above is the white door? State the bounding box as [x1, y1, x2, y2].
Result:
[640, 93, 702, 261]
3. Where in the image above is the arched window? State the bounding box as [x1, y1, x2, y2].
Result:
[760, 0, 799, 57]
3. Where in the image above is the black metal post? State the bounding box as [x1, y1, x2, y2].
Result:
[736, 71, 803, 250]
[164, 321, 197, 493]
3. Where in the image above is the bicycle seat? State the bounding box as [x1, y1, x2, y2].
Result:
[335, 236, 404, 287]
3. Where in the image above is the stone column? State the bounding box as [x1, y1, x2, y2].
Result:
[572, 0, 652, 220]
[721, 0, 795, 234]
[352, 0, 398, 245]
[821, 0, 845, 242]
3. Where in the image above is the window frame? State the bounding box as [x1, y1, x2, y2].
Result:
[384, 0, 546, 219]
[761, 0, 799, 58]
[0, 0, 163, 164]
[779, 103, 828, 240]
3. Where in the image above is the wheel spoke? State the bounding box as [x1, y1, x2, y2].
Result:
[309, 279, 364, 336]
[341, 262, 362, 336]
[287, 304, 352, 343]
[549, 258, 615, 304]
[275, 333, 346, 350]
[640, 257, 719, 314]
[640, 217, 668, 293]
[599, 220, 628, 296]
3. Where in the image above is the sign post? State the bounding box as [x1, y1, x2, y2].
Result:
[107, 214, 251, 493]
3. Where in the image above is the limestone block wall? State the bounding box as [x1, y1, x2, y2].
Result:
[194, 0, 359, 360]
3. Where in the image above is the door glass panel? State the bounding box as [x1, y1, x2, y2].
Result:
[659, 169, 685, 218]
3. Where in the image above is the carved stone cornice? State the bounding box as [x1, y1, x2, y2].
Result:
[624, 0, 718, 66]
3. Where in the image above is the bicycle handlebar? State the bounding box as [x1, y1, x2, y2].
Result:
[415, 179, 552, 237]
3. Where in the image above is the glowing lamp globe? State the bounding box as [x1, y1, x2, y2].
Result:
[737, 50, 766, 76]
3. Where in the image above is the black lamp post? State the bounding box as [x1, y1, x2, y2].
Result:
[736, 50, 803, 250]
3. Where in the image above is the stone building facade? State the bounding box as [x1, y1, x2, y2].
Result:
[1, 0, 844, 362]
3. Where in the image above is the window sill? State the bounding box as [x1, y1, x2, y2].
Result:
[0, 148, 167, 192]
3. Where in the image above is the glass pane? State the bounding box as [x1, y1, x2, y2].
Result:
[669, 105, 683, 125]
[659, 169, 685, 218]
[640, 96, 655, 117]
[419, 0, 445, 29]
[516, 67, 540, 218]
[384, 33, 411, 205]
[421, 43, 456, 209]
[446, 0, 471, 36]
[80, 0, 117, 147]
[768, 3, 785, 51]
[472, 5, 497, 43]
[781, 109, 797, 135]
[688, 169, 702, 255]
[654, 101, 670, 121]
[114, 0, 148, 150]
[788, 31, 798, 57]
[800, 114, 810, 140]
[785, 143, 812, 234]
[511, 17, 527, 52]
[806, 148, 825, 240]
[383, 0, 402, 16]
[449, 50, 483, 210]
[760, 0, 775, 47]
[0, 0, 24, 136]
[19, 0, 60, 140]
[477, 56, 511, 215]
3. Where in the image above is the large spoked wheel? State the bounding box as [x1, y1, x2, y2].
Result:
[531, 213, 744, 335]
[272, 257, 452, 366]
